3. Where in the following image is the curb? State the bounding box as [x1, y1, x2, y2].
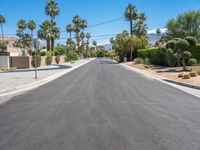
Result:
[120, 63, 200, 91]
[0, 58, 95, 97]
[163, 79, 200, 90]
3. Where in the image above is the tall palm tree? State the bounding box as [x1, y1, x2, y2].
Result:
[27, 20, 36, 40]
[17, 19, 26, 34]
[80, 19, 88, 32]
[45, 0, 59, 21]
[38, 20, 52, 50]
[86, 33, 91, 57]
[0, 15, 6, 42]
[156, 28, 161, 36]
[66, 24, 73, 40]
[73, 15, 81, 54]
[124, 3, 137, 35]
[50, 21, 60, 51]
[80, 32, 85, 58]
[27, 20, 36, 55]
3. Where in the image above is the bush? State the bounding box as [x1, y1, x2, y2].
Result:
[31, 54, 41, 67]
[183, 74, 191, 79]
[144, 65, 150, 68]
[40, 51, 46, 56]
[134, 58, 144, 64]
[65, 52, 79, 61]
[189, 72, 197, 77]
[185, 36, 197, 47]
[178, 73, 184, 78]
[46, 56, 52, 65]
[55, 55, 60, 64]
[138, 48, 167, 66]
[189, 44, 200, 63]
[188, 58, 197, 66]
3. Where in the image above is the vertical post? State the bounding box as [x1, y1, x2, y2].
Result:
[33, 39, 37, 79]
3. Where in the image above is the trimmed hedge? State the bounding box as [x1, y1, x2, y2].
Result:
[138, 44, 200, 66]
[138, 48, 167, 66]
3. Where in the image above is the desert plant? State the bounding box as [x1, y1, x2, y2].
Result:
[188, 58, 197, 66]
[144, 58, 150, 65]
[183, 74, 191, 79]
[189, 72, 197, 77]
[185, 36, 197, 47]
[134, 58, 144, 64]
[178, 73, 184, 78]
[55, 55, 60, 64]
[40, 51, 47, 56]
[46, 56, 52, 65]
[32, 54, 41, 67]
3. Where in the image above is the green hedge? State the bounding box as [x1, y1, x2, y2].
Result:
[138, 48, 167, 66]
[189, 44, 200, 63]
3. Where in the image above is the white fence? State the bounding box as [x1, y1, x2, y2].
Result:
[0, 56, 10, 68]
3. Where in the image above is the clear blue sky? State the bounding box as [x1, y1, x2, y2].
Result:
[0, 0, 199, 45]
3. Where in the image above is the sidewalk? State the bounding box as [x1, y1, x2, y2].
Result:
[120, 63, 200, 98]
[0, 58, 94, 98]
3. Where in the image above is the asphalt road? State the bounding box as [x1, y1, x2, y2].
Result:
[0, 58, 200, 150]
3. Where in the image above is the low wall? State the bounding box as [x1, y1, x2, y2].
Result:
[40, 55, 65, 67]
[0, 56, 10, 68]
[10, 56, 31, 69]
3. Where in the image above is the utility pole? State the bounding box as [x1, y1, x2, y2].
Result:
[33, 39, 38, 79]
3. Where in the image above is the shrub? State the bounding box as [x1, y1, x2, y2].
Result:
[185, 36, 197, 47]
[137, 48, 167, 66]
[65, 52, 79, 61]
[189, 44, 200, 63]
[178, 73, 184, 78]
[144, 65, 150, 68]
[188, 58, 197, 66]
[46, 56, 52, 65]
[55, 55, 60, 64]
[189, 72, 197, 77]
[183, 74, 191, 79]
[31, 54, 41, 67]
[40, 51, 46, 56]
[134, 58, 144, 64]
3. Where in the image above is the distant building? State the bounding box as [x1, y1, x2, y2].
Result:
[2, 36, 43, 56]
[3, 36, 21, 56]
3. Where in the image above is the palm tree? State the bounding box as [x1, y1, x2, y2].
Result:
[66, 24, 73, 40]
[124, 3, 137, 35]
[80, 32, 85, 58]
[92, 40, 97, 52]
[27, 20, 36, 40]
[80, 19, 87, 32]
[133, 13, 147, 38]
[27, 20, 36, 55]
[156, 28, 161, 36]
[50, 21, 60, 51]
[17, 19, 26, 34]
[45, 0, 59, 21]
[0, 15, 6, 42]
[73, 15, 81, 54]
[38, 20, 52, 50]
[86, 33, 91, 57]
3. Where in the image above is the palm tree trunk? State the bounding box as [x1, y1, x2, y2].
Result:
[130, 20, 133, 35]
[69, 32, 72, 40]
[47, 39, 50, 51]
[51, 38, 54, 51]
[1, 24, 4, 42]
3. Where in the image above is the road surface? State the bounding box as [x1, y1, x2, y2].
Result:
[0, 58, 200, 150]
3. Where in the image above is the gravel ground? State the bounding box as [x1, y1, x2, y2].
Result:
[0, 59, 89, 92]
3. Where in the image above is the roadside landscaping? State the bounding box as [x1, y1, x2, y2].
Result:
[126, 61, 200, 88]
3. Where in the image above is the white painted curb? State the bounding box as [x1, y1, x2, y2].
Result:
[0, 58, 95, 98]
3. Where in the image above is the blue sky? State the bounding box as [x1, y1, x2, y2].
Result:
[0, 0, 199, 45]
